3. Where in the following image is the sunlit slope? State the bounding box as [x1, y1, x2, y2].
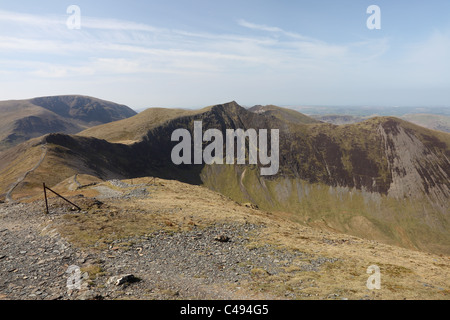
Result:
[77, 106, 214, 143]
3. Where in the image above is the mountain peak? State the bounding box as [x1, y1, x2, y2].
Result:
[210, 101, 241, 110]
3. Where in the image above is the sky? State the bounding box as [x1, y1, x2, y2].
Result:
[0, 0, 449, 110]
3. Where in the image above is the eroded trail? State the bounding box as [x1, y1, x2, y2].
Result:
[5, 144, 47, 203]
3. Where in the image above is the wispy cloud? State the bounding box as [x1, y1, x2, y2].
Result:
[238, 19, 312, 41]
[0, 9, 166, 32]
[0, 9, 404, 107]
[0, 10, 61, 27]
[0, 9, 391, 75]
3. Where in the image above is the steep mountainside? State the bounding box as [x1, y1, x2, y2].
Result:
[1, 102, 449, 254]
[0, 95, 136, 151]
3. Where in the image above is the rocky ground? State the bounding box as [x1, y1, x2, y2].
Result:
[1, 177, 449, 300]
[0, 202, 78, 300]
[0, 200, 337, 300]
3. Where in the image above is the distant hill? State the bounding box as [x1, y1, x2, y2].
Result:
[400, 114, 450, 133]
[248, 105, 320, 125]
[1, 101, 449, 255]
[311, 115, 369, 125]
[0, 95, 136, 151]
[312, 114, 450, 133]
[291, 105, 450, 117]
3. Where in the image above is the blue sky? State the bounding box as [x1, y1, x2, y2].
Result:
[0, 0, 449, 110]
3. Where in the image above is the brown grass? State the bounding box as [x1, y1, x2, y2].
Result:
[77, 106, 213, 143]
[44, 177, 450, 300]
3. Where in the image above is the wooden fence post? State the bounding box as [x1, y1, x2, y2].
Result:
[43, 183, 49, 215]
[43, 183, 81, 214]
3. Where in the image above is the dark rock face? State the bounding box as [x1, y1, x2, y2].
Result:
[378, 120, 450, 203]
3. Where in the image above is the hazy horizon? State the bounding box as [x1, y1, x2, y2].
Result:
[1, 94, 449, 115]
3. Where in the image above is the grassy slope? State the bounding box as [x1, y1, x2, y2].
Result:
[0, 138, 46, 200]
[77, 106, 213, 143]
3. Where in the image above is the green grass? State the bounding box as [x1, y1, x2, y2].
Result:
[202, 164, 450, 255]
